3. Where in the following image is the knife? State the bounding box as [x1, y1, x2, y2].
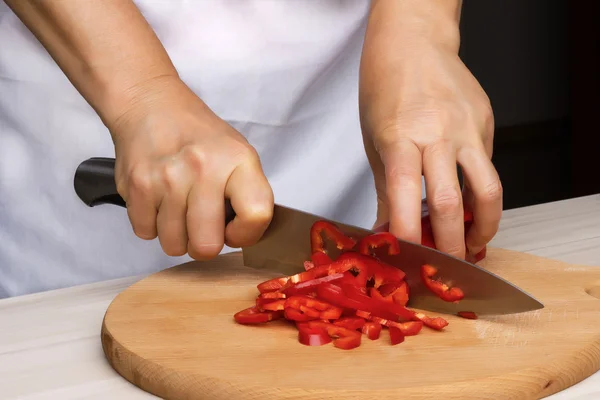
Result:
[73, 157, 543, 316]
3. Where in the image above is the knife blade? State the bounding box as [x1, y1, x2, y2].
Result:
[74, 157, 543, 316]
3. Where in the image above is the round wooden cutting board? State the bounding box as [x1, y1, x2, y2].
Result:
[101, 248, 600, 400]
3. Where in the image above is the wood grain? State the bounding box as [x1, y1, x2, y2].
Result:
[101, 247, 600, 400]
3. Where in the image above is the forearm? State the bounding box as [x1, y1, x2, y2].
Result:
[360, 0, 463, 127]
[4, 0, 179, 126]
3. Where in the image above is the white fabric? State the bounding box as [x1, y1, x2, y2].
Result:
[0, 0, 383, 298]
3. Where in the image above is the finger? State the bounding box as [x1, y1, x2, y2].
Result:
[186, 175, 226, 260]
[423, 141, 465, 259]
[457, 147, 503, 255]
[156, 160, 192, 256]
[379, 139, 423, 244]
[224, 157, 274, 248]
[125, 165, 160, 240]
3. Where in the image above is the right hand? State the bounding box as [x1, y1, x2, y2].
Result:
[108, 76, 274, 260]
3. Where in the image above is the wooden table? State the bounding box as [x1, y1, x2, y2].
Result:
[2, 195, 600, 399]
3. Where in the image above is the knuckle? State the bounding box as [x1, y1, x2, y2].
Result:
[431, 186, 462, 215]
[128, 165, 153, 194]
[181, 145, 207, 173]
[157, 161, 181, 192]
[481, 179, 503, 204]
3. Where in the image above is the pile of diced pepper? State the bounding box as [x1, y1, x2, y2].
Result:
[234, 212, 486, 350]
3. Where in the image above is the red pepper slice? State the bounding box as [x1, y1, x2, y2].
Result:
[413, 312, 449, 331]
[362, 321, 382, 340]
[389, 326, 405, 345]
[457, 311, 478, 320]
[311, 251, 333, 267]
[318, 283, 400, 321]
[303, 261, 315, 271]
[362, 313, 423, 336]
[358, 232, 401, 256]
[233, 306, 283, 324]
[257, 276, 289, 293]
[341, 283, 415, 321]
[421, 264, 464, 303]
[280, 273, 344, 296]
[333, 317, 366, 331]
[297, 325, 332, 346]
[307, 321, 362, 350]
[310, 220, 357, 254]
[285, 295, 343, 320]
[258, 291, 286, 300]
[256, 298, 286, 311]
[284, 308, 317, 322]
[333, 252, 406, 289]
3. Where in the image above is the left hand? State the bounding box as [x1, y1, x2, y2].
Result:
[360, 44, 503, 261]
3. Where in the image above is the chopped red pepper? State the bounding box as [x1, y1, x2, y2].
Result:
[256, 298, 286, 311]
[234, 219, 469, 350]
[421, 264, 464, 303]
[310, 251, 333, 267]
[297, 325, 332, 346]
[457, 311, 478, 320]
[307, 321, 362, 350]
[342, 283, 415, 321]
[280, 273, 344, 296]
[358, 232, 400, 256]
[303, 261, 315, 271]
[284, 295, 343, 320]
[310, 220, 357, 255]
[362, 313, 423, 336]
[389, 326, 405, 345]
[234, 306, 283, 324]
[413, 312, 449, 330]
[333, 317, 366, 331]
[257, 276, 289, 294]
[362, 321, 382, 340]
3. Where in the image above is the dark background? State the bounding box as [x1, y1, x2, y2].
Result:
[458, 0, 596, 209]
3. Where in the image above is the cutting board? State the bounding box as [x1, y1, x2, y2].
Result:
[101, 248, 600, 400]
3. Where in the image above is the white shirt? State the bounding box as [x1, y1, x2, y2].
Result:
[0, 1, 381, 298]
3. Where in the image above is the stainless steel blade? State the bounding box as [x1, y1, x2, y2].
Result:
[242, 205, 543, 316]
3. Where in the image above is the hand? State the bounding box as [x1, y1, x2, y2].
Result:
[360, 45, 502, 260]
[109, 77, 274, 260]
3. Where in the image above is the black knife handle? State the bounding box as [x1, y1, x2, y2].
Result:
[73, 157, 236, 224]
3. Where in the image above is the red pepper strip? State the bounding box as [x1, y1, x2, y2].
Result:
[284, 308, 317, 322]
[307, 321, 362, 350]
[256, 298, 286, 311]
[413, 312, 449, 331]
[457, 311, 478, 320]
[285, 295, 343, 320]
[389, 326, 405, 345]
[303, 261, 315, 271]
[297, 325, 332, 346]
[362, 313, 423, 336]
[392, 282, 410, 306]
[377, 282, 400, 297]
[341, 283, 416, 321]
[362, 321, 382, 340]
[257, 276, 289, 294]
[311, 251, 333, 267]
[333, 251, 406, 289]
[421, 264, 464, 302]
[258, 291, 286, 300]
[234, 306, 283, 324]
[333, 317, 366, 331]
[317, 283, 400, 321]
[421, 264, 464, 303]
[358, 232, 400, 256]
[310, 220, 357, 254]
[280, 273, 344, 296]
